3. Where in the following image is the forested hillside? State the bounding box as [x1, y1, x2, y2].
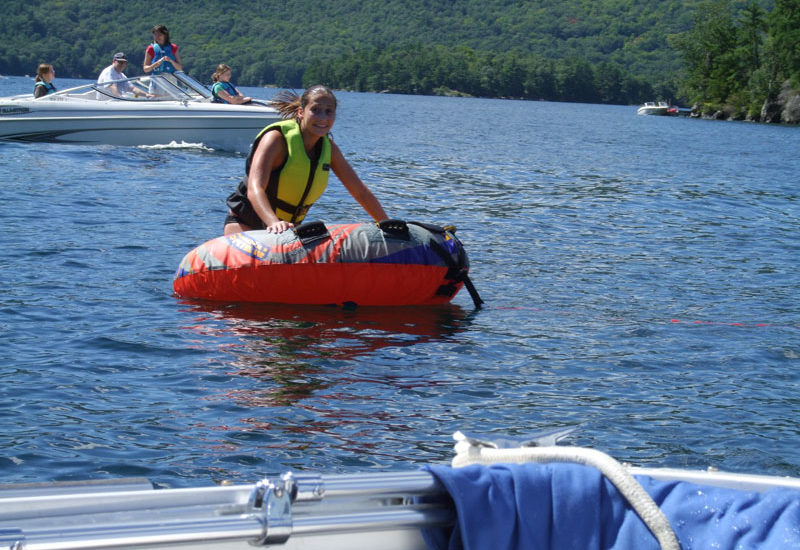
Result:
[2, 0, 796, 119]
[1, 0, 703, 103]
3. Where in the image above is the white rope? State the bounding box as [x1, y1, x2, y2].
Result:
[451, 432, 680, 550]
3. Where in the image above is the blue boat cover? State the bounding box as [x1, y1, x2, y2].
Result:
[422, 463, 800, 550]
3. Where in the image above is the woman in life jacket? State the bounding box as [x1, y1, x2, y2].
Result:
[143, 24, 182, 74]
[33, 64, 56, 98]
[223, 85, 388, 235]
[211, 64, 252, 104]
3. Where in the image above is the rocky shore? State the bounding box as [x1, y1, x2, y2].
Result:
[691, 81, 800, 124]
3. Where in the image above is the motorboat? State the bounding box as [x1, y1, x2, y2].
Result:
[0, 72, 280, 152]
[636, 101, 671, 116]
[2, 430, 799, 550]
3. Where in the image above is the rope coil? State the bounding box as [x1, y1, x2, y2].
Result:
[451, 431, 680, 550]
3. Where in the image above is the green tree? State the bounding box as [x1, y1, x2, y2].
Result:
[766, 0, 800, 86]
[739, 1, 766, 73]
[669, 0, 739, 106]
[554, 58, 597, 103]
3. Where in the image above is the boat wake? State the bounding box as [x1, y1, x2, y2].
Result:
[137, 140, 213, 151]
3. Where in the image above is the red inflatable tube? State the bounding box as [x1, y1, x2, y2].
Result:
[173, 220, 476, 306]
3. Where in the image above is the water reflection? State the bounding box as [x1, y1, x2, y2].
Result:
[180, 301, 471, 408]
[175, 302, 474, 468]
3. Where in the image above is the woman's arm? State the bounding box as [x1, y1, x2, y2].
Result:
[234, 88, 252, 103]
[247, 132, 291, 232]
[143, 51, 155, 73]
[330, 141, 388, 221]
[216, 87, 251, 105]
[169, 48, 183, 72]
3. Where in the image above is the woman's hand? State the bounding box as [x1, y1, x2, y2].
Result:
[266, 220, 294, 233]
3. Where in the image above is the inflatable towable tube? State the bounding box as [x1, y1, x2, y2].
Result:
[173, 220, 482, 307]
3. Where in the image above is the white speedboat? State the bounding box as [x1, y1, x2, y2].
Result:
[637, 101, 671, 116]
[0, 72, 280, 153]
[2, 431, 799, 550]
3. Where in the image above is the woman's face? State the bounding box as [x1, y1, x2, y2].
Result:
[220, 69, 231, 82]
[299, 94, 336, 138]
[45, 68, 55, 81]
[152, 30, 166, 45]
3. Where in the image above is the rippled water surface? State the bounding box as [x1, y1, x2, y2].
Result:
[1, 76, 799, 486]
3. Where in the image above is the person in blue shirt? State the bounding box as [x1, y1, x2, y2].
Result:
[211, 64, 252, 105]
[33, 64, 56, 98]
[143, 24, 182, 75]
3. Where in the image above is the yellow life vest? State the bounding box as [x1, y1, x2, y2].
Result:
[250, 119, 331, 224]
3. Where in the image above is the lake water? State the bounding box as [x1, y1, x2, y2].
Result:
[1, 75, 799, 487]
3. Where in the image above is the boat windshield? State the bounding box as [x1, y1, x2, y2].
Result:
[35, 72, 214, 103]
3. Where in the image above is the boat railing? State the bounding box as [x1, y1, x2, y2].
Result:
[0, 470, 452, 549]
[169, 71, 215, 100]
[27, 72, 214, 104]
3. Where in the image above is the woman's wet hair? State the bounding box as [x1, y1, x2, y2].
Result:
[35, 64, 53, 82]
[269, 85, 337, 120]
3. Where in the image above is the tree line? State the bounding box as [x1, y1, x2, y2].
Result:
[669, 0, 800, 122]
[304, 44, 671, 104]
[1, 0, 797, 120]
[0, 0, 693, 105]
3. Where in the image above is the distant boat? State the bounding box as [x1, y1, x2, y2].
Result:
[637, 101, 671, 116]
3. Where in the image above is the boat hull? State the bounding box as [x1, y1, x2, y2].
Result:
[0, 103, 277, 152]
[0, 473, 438, 550]
[636, 101, 671, 116]
[2, 463, 799, 550]
[0, 72, 280, 152]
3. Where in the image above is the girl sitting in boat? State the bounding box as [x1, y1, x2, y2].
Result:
[223, 85, 388, 235]
[210, 64, 252, 105]
[33, 64, 56, 98]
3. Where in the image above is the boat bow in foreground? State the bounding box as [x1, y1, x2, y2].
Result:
[2, 430, 799, 550]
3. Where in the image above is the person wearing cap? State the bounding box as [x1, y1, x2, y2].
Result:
[97, 52, 150, 97]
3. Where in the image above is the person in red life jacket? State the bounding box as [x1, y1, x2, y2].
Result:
[143, 24, 182, 74]
[211, 64, 251, 105]
[33, 64, 56, 98]
[223, 85, 388, 235]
